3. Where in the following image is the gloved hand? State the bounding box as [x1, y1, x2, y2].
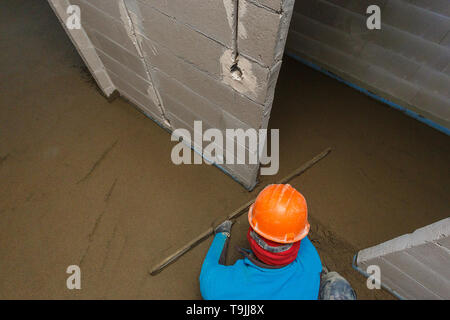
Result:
[214, 220, 233, 236]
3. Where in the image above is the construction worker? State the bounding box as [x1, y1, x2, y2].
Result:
[199, 184, 356, 300]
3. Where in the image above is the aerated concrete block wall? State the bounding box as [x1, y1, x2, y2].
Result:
[48, 0, 295, 189]
[286, 0, 450, 131]
[356, 218, 450, 300]
[47, 0, 116, 97]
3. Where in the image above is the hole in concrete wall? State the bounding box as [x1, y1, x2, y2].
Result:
[230, 62, 242, 81]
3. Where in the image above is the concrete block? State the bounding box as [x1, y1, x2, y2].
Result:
[153, 69, 254, 134]
[51, 0, 291, 189]
[89, 28, 149, 80]
[286, 30, 450, 128]
[405, 242, 450, 280]
[96, 49, 153, 96]
[410, 67, 450, 99]
[134, 0, 170, 14]
[166, 110, 259, 189]
[139, 37, 266, 129]
[107, 70, 166, 124]
[159, 81, 260, 156]
[357, 218, 450, 264]
[323, 0, 387, 15]
[139, 33, 279, 105]
[48, 0, 116, 97]
[360, 25, 450, 72]
[134, 0, 233, 48]
[364, 65, 419, 103]
[132, 1, 226, 76]
[403, 0, 450, 17]
[382, 0, 450, 44]
[163, 107, 257, 165]
[80, 46, 101, 66]
[249, 0, 279, 11]
[238, 0, 294, 67]
[293, 0, 368, 36]
[62, 23, 92, 49]
[441, 32, 450, 49]
[437, 236, 450, 249]
[356, 219, 450, 299]
[358, 258, 441, 299]
[290, 11, 366, 58]
[92, 69, 115, 94]
[412, 89, 450, 125]
[78, 0, 122, 20]
[163, 98, 215, 157]
[264, 60, 282, 113]
[444, 64, 450, 80]
[123, 0, 141, 15]
[167, 0, 234, 47]
[384, 250, 450, 299]
[358, 42, 421, 81]
[69, 0, 137, 53]
[249, 0, 297, 12]
[221, 161, 259, 188]
[287, 31, 371, 81]
[81, 24, 102, 49]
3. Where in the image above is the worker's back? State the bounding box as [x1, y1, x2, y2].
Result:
[200, 236, 322, 300]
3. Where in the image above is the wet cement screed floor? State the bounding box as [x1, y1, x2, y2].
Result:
[0, 0, 449, 299]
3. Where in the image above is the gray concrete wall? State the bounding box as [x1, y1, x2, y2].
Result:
[286, 0, 450, 131]
[48, 0, 295, 189]
[47, 0, 116, 97]
[356, 218, 450, 300]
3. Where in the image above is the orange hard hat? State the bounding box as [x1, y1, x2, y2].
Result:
[248, 184, 310, 244]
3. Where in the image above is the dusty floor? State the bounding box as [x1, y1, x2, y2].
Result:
[0, 0, 449, 299]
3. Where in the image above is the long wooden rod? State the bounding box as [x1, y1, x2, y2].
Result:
[149, 147, 332, 276]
